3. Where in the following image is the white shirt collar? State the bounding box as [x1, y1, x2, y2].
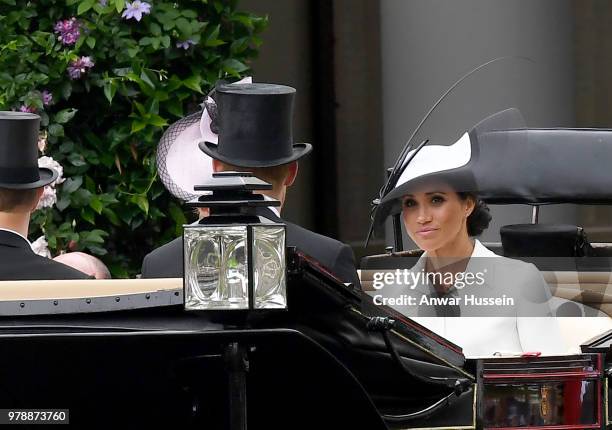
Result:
[0, 228, 33, 249]
[262, 194, 281, 217]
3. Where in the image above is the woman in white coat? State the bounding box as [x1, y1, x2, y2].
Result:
[394, 181, 565, 357]
[373, 131, 566, 357]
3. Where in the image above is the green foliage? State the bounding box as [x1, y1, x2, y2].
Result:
[0, 0, 267, 277]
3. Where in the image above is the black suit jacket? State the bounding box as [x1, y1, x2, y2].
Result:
[0, 230, 90, 280]
[141, 207, 361, 287]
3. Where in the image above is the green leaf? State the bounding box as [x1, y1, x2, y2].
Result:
[230, 37, 250, 54]
[133, 101, 146, 115]
[68, 152, 87, 167]
[130, 194, 149, 214]
[146, 114, 167, 127]
[55, 197, 70, 211]
[149, 22, 162, 36]
[59, 141, 75, 153]
[77, 0, 95, 15]
[81, 207, 96, 224]
[54, 108, 77, 124]
[72, 188, 93, 206]
[139, 37, 154, 47]
[102, 208, 121, 226]
[131, 120, 146, 133]
[39, 112, 49, 127]
[86, 37, 96, 49]
[213, 0, 224, 13]
[182, 75, 202, 93]
[222, 59, 248, 75]
[83, 229, 107, 243]
[204, 24, 224, 47]
[87, 245, 107, 256]
[62, 176, 83, 194]
[115, 0, 125, 13]
[103, 80, 117, 103]
[175, 17, 191, 37]
[140, 70, 155, 89]
[90, 196, 103, 214]
[47, 123, 64, 137]
[165, 99, 183, 117]
[84, 175, 96, 191]
[168, 202, 187, 225]
[145, 97, 159, 115]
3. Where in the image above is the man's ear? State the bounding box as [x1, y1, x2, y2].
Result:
[212, 159, 223, 172]
[284, 161, 298, 187]
[30, 187, 45, 211]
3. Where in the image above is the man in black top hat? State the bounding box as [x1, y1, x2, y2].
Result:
[141, 82, 361, 287]
[0, 112, 89, 280]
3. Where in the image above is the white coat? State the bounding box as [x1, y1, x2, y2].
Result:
[381, 240, 566, 358]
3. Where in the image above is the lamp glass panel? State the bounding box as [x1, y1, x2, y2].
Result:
[252, 225, 286, 309]
[184, 225, 249, 310]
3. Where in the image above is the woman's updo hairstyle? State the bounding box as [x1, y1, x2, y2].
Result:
[457, 192, 491, 237]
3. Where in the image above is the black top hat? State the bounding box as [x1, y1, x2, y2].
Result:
[198, 83, 312, 168]
[0, 112, 57, 189]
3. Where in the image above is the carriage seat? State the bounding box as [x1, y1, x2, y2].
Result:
[500, 224, 594, 257]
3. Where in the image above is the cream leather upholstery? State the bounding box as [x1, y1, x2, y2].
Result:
[0, 278, 182, 300]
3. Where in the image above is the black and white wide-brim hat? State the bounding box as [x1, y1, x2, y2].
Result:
[373, 132, 478, 226]
[156, 77, 251, 201]
[372, 108, 528, 227]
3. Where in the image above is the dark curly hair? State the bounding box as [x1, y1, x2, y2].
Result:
[457, 192, 492, 237]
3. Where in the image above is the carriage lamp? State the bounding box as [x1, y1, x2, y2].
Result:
[183, 172, 287, 311]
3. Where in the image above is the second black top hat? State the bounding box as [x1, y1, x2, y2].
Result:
[0, 112, 57, 189]
[198, 83, 312, 168]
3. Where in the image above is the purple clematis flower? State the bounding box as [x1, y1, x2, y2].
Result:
[176, 39, 196, 50]
[19, 105, 36, 113]
[121, 1, 152, 21]
[54, 17, 80, 46]
[42, 90, 53, 106]
[67, 56, 95, 80]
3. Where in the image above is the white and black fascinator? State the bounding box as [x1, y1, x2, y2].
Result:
[369, 108, 528, 236]
[156, 77, 252, 201]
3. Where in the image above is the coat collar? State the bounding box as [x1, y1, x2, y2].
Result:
[413, 239, 497, 271]
[254, 206, 283, 223]
[0, 229, 33, 251]
[261, 195, 281, 218]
